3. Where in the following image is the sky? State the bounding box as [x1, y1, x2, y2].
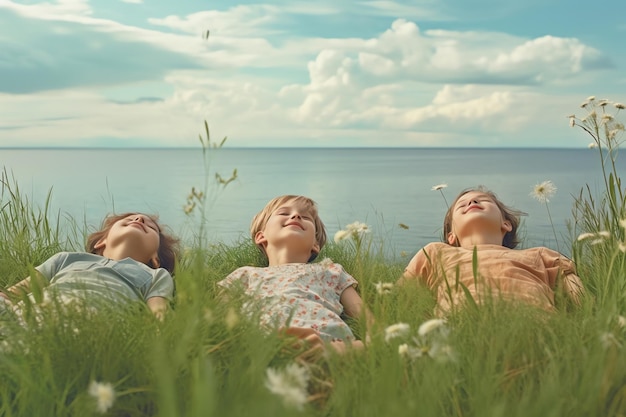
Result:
[1, 0, 625, 148]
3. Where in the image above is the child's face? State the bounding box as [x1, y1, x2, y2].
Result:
[448, 191, 511, 244]
[255, 199, 320, 255]
[96, 213, 161, 266]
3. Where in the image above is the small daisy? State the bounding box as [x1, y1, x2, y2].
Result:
[333, 229, 350, 243]
[384, 323, 410, 343]
[588, 142, 598, 149]
[88, 381, 116, 414]
[431, 183, 448, 191]
[374, 282, 394, 295]
[417, 319, 447, 337]
[345, 221, 370, 235]
[530, 180, 557, 203]
[615, 103, 625, 110]
[265, 363, 310, 410]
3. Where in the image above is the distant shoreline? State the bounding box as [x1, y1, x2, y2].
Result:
[0, 146, 593, 151]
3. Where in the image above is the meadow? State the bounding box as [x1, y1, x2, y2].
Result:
[0, 98, 625, 417]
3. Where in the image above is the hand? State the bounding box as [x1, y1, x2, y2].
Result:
[280, 327, 326, 360]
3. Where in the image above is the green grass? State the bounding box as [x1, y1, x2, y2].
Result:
[1, 99, 626, 416]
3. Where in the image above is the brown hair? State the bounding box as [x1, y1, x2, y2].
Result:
[250, 195, 327, 260]
[86, 212, 180, 274]
[443, 186, 526, 249]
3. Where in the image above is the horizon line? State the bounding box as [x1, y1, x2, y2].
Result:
[0, 145, 594, 150]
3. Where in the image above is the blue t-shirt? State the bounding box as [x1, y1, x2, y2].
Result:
[35, 252, 174, 304]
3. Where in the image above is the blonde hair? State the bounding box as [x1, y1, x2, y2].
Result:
[250, 195, 327, 260]
[443, 186, 526, 249]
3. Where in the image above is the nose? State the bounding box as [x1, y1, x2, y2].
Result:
[290, 212, 302, 219]
[134, 215, 145, 223]
[468, 199, 479, 205]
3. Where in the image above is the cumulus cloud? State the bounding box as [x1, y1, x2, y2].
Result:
[0, 1, 618, 148]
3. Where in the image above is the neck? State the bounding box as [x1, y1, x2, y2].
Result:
[266, 246, 312, 266]
[457, 232, 504, 248]
[101, 244, 151, 265]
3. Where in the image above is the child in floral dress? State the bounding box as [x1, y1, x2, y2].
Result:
[218, 195, 370, 352]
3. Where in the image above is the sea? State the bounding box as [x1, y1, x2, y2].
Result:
[0, 147, 622, 258]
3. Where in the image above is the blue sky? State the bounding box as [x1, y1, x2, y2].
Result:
[1, 0, 625, 148]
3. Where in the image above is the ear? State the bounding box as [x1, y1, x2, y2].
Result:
[150, 256, 161, 269]
[312, 242, 320, 256]
[502, 220, 513, 233]
[94, 237, 106, 251]
[446, 232, 457, 245]
[254, 231, 267, 246]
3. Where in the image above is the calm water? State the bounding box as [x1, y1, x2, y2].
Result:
[0, 147, 621, 257]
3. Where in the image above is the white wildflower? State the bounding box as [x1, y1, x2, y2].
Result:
[398, 343, 423, 360]
[333, 229, 350, 243]
[598, 230, 611, 238]
[431, 183, 448, 191]
[577, 232, 595, 241]
[588, 142, 598, 149]
[345, 221, 370, 235]
[590, 239, 604, 246]
[618, 242, 626, 253]
[384, 323, 410, 343]
[582, 111, 597, 122]
[600, 332, 621, 349]
[265, 363, 310, 411]
[587, 96, 596, 101]
[598, 99, 610, 107]
[569, 117, 575, 127]
[530, 180, 557, 203]
[417, 319, 447, 337]
[602, 114, 614, 122]
[398, 343, 410, 356]
[374, 282, 394, 295]
[617, 315, 626, 329]
[580, 101, 589, 108]
[88, 381, 116, 414]
[429, 343, 457, 363]
[615, 103, 625, 110]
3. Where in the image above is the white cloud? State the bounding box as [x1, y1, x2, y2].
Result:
[0, 2, 619, 148]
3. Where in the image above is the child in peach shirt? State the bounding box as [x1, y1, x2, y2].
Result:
[400, 186, 584, 316]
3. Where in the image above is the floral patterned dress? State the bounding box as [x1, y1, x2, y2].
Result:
[218, 259, 357, 342]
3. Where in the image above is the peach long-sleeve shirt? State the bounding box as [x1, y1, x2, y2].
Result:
[401, 243, 583, 316]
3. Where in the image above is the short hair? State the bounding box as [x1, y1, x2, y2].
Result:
[86, 212, 180, 274]
[250, 195, 327, 260]
[442, 186, 526, 249]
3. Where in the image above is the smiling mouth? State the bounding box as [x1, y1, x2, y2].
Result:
[464, 205, 482, 213]
[285, 222, 304, 229]
[129, 222, 146, 231]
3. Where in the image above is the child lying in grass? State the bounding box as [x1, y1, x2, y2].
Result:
[399, 186, 584, 316]
[1, 212, 180, 321]
[218, 195, 373, 354]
